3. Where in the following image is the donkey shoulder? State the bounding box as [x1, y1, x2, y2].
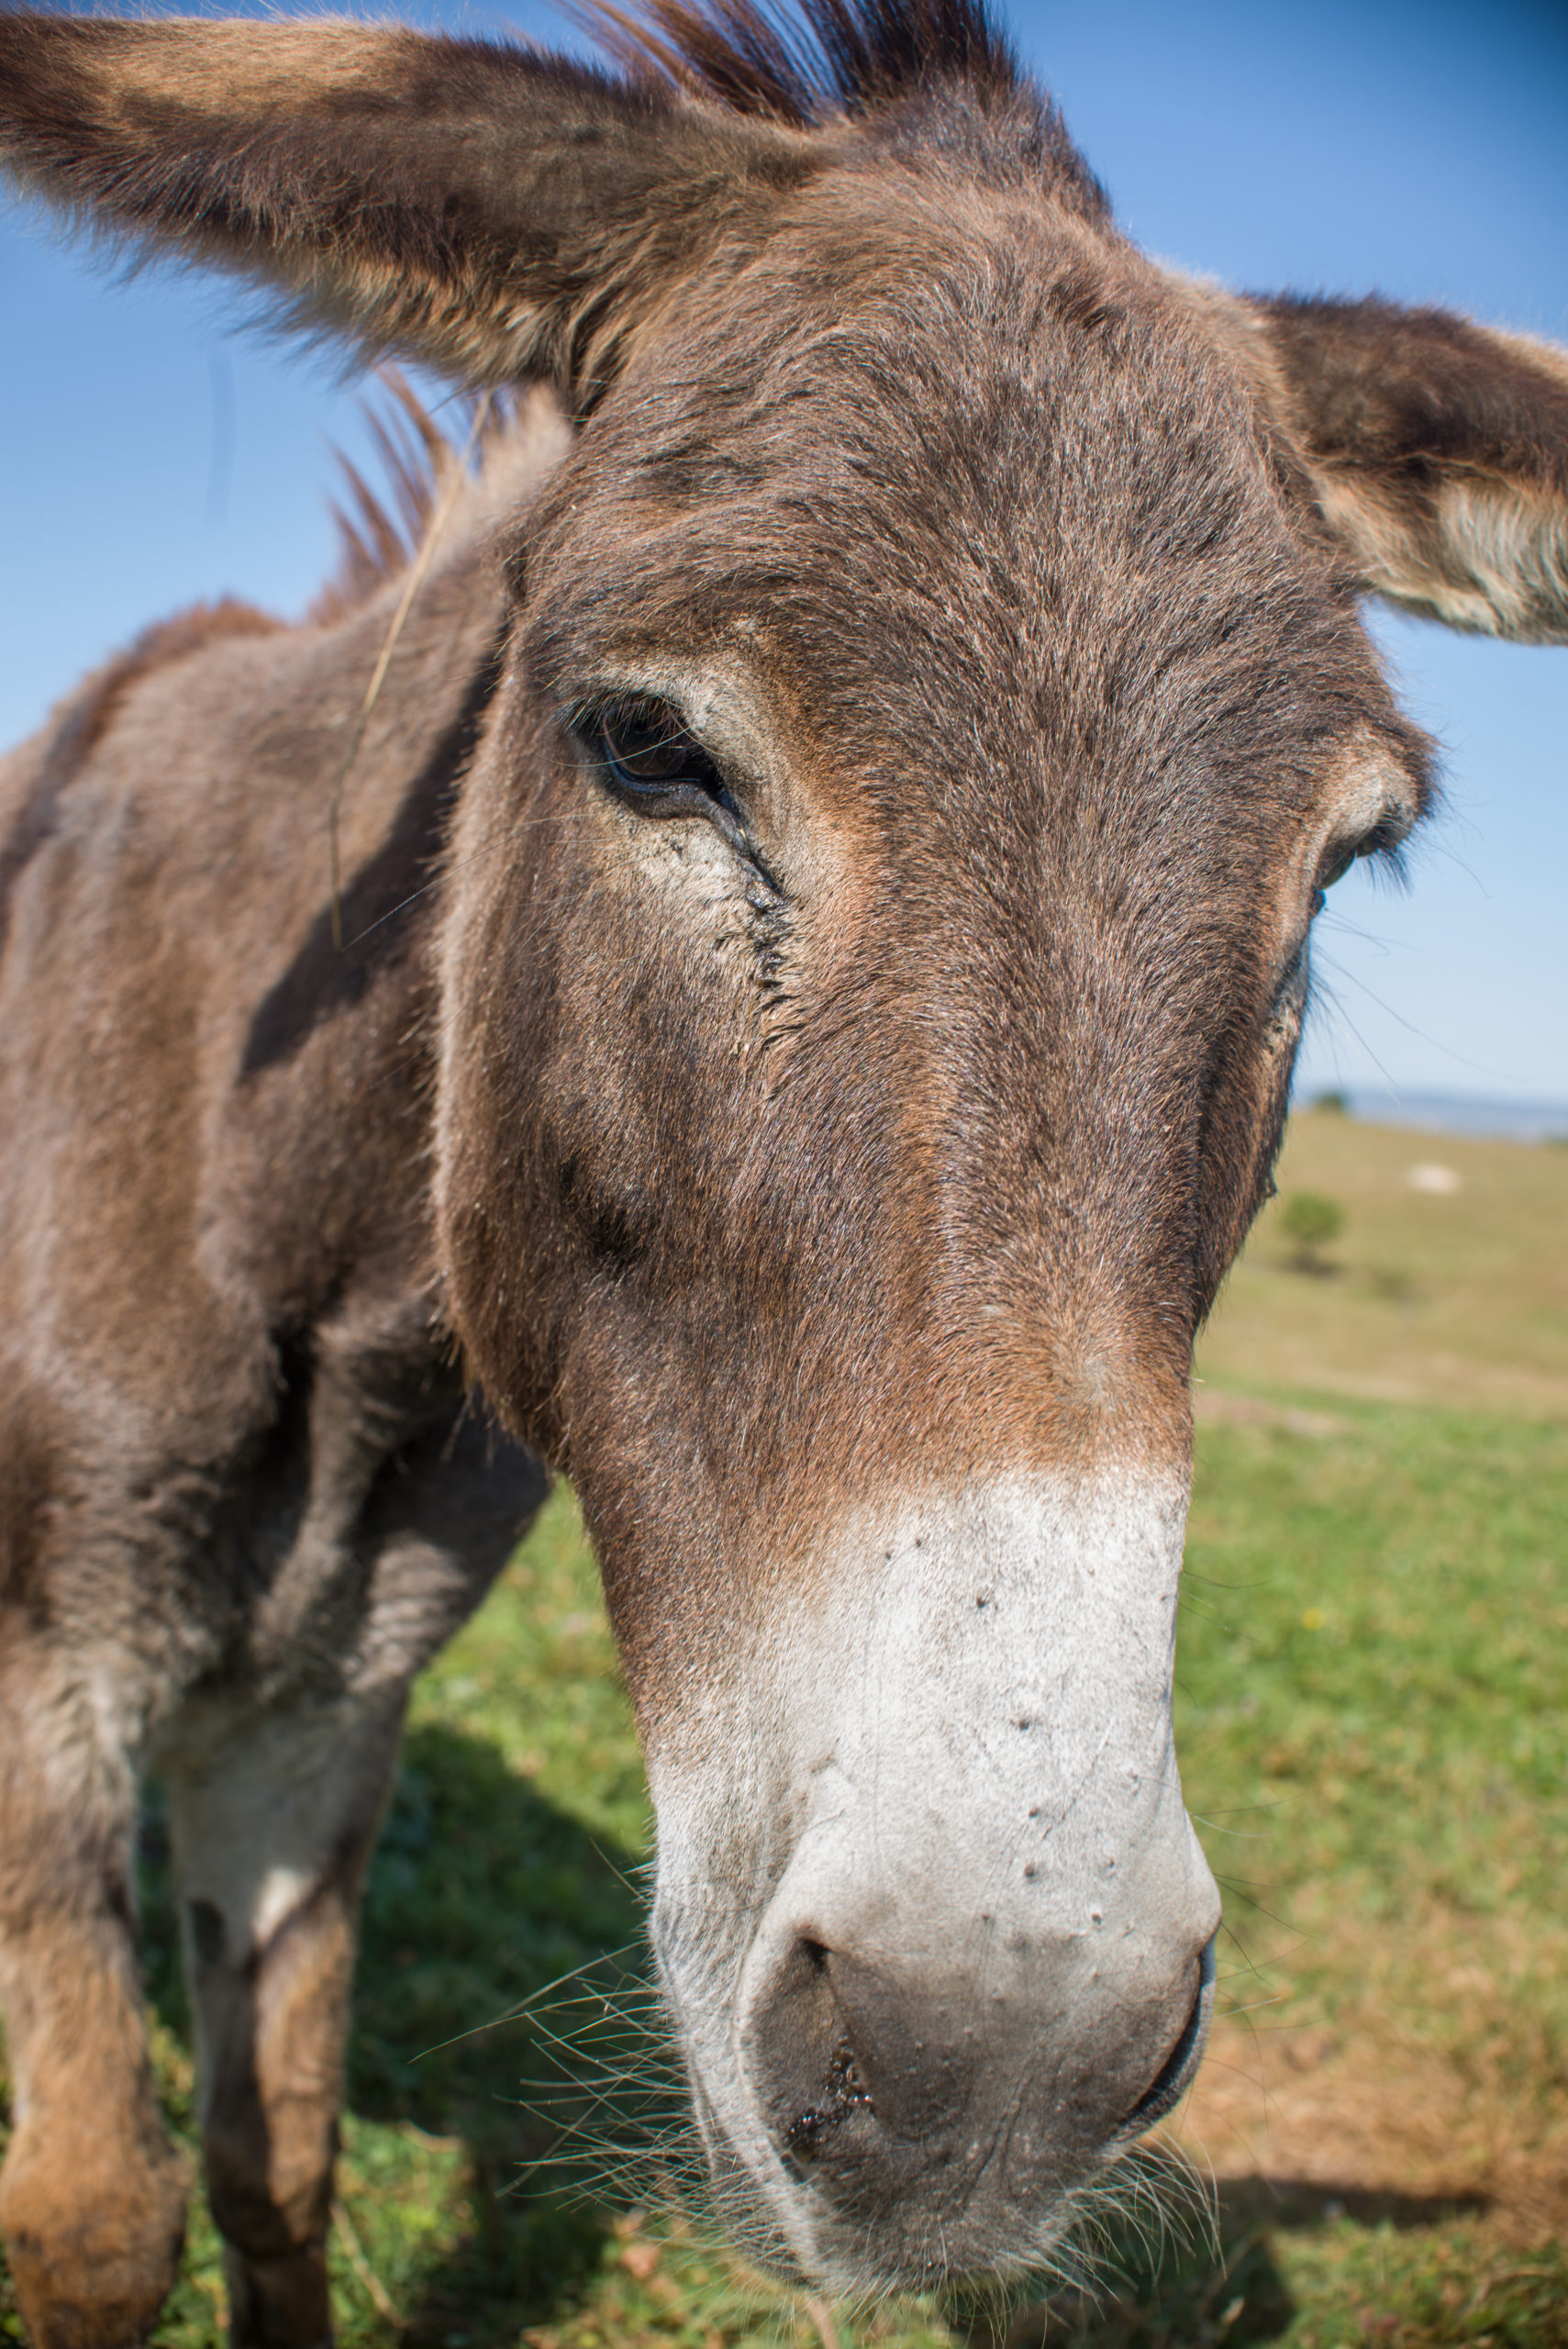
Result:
[0, 449, 546, 1699]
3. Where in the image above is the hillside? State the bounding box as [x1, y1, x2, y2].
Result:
[1196, 1108, 1568, 1419]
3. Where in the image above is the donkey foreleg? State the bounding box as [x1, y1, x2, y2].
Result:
[163, 1694, 406, 2349]
[0, 1651, 188, 2348]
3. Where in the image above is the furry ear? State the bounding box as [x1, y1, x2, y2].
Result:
[1239, 294, 1568, 644]
[0, 12, 813, 395]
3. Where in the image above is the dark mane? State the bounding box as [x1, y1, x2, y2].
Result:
[577, 0, 1020, 126]
[310, 373, 515, 626]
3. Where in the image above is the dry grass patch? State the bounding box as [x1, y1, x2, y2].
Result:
[1180, 1902, 1568, 2252]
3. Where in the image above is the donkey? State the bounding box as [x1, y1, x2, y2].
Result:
[1, 0, 1564, 2340]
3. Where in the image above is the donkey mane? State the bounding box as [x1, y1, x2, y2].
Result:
[308, 373, 515, 626]
[582, 0, 1013, 122]
[581, 0, 1106, 199]
[309, 373, 456, 627]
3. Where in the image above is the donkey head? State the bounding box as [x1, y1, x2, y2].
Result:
[5, 0, 1564, 2292]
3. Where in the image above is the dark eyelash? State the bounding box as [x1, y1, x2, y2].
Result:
[1315, 816, 1409, 906]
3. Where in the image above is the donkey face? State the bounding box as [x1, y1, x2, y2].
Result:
[5, 0, 1564, 2298]
[435, 183, 1434, 2281]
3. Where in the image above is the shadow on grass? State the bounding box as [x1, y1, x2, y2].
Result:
[1220, 2178, 1489, 2235]
[141, 1719, 655, 2347]
[361, 1720, 660, 2343]
[980, 2176, 1494, 2349]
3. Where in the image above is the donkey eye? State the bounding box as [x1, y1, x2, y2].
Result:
[1310, 838, 1363, 917]
[590, 698, 728, 812]
[577, 693, 782, 894]
[1312, 797, 1410, 915]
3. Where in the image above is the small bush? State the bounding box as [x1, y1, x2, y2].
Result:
[1280, 1187, 1344, 1271]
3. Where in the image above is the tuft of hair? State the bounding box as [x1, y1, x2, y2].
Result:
[308, 371, 517, 626]
[579, 0, 1106, 214]
[579, 0, 1018, 122]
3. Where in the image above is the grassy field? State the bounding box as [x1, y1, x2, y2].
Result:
[1, 1109, 1565, 2346]
[1195, 1104, 1568, 1419]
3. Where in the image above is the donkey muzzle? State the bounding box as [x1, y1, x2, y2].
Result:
[649, 1475, 1221, 2288]
[733, 1887, 1217, 2281]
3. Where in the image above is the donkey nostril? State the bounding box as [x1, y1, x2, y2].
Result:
[749, 1933, 892, 2174]
[784, 2037, 875, 2170]
[1117, 1936, 1217, 2136]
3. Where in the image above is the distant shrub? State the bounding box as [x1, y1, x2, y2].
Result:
[1280, 1188, 1344, 1272]
[1313, 1088, 1351, 1115]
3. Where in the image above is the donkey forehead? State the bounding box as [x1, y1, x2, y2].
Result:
[536, 189, 1271, 566]
[526, 196, 1424, 833]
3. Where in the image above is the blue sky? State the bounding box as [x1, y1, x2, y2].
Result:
[1, 0, 1564, 1104]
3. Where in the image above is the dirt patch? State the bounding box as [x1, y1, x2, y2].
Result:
[1172, 2014, 1568, 2248]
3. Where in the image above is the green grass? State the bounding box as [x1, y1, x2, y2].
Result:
[1182, 1403, 1568, 1939]
[3, 1121, 1566, 2345]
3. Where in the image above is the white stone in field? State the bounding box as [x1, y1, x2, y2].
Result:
[1406, 1162, 1462, 1195]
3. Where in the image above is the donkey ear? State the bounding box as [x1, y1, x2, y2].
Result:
[0, 13, 809, 395]
[1241, 295, 1568, 644]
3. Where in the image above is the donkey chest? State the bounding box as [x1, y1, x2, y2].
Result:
[181, 1327, 541, 1712]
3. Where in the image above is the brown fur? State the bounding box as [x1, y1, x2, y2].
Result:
[0, 596, 281, 961]
[0, 0, 1563, 2335]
